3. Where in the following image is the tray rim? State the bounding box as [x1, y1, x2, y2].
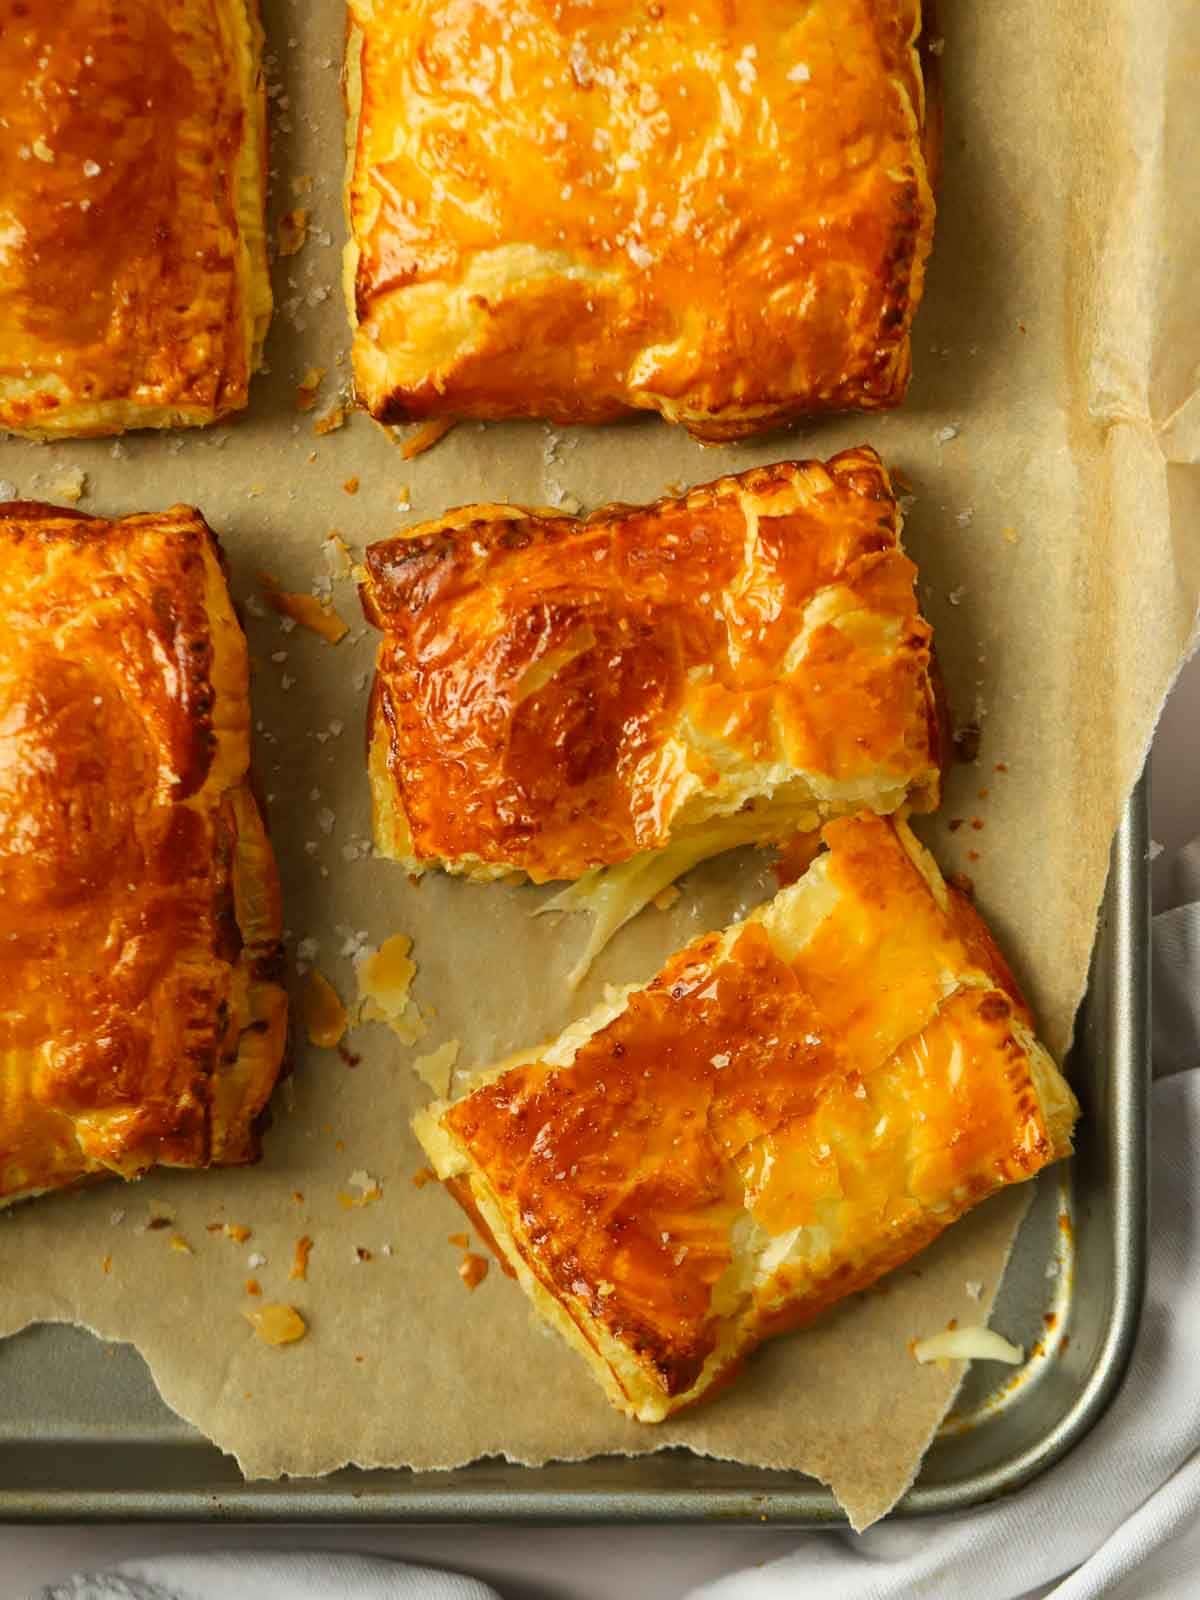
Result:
[0, 783, 1149, 1526]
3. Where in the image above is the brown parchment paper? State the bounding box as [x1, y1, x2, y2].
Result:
[2, 0, 1198, 1533]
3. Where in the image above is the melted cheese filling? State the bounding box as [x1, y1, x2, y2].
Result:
[913, 1327, 1024, 1366]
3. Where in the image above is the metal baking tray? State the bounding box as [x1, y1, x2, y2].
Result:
[0, 781, 1149, 1524]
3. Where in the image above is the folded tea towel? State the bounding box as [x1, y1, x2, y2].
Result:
[35, 1552, 501, 1600]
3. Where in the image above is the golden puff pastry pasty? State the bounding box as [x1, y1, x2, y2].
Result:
[0, 0, 271, 438]
[0, 502, 287, 1207]
[345, 0, 938, 440]
[361, 448, 944, 968]
[414, 813, 1078, 1422]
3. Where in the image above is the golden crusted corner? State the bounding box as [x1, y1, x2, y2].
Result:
[411, 1106, 668, 1421]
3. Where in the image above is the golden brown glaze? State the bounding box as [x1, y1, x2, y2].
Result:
[0, 502, 287, 1206]
[416, 814, 1078, 1420]
[0, 0, 271, 437]
[346, 0, 936, 440]
[361, 448, 942, 883]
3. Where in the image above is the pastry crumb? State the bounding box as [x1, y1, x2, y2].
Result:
[337, 1186, 381, 1211]
[357, 933, 425, 1044]
[50, 467, 88, 504]
[412, 1038, 459, 1098]
[245, 1303, 307, 1346]
[100, 1254, 113, 1274]
[458, 1253, 489, 1291]
[399, 417, 456, 459]
[314, 404, 347, 436]
[295, 366, 325, 411]
[289, 1235, 313, 1282]
[412, 1166, 437, 1189]
[303, 968, 348, 1048]
[258, 574, 349, 643]
[323, 532, 354, 578]
[278, 208, 309, 256]
[652, 884, 681, 911]
[342, 475, 360, 495]
[448, 1232, 470, 1250]
[168, 1234, 193, 1254]
[244, 1277, 262, 1297]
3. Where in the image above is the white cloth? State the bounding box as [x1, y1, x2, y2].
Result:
[38, 840, 1200, 1600]
[35, 1552, 500, 1600]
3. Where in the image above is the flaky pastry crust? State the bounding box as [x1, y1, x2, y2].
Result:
[0, 502, 287, 1206]
[345, 0, 937, 440]
[0, 0, 271, 438]
[415, 814, 1078, 1421]
[361, 447, 943, 884]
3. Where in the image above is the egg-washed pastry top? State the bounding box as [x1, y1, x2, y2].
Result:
[0, 0, 271, 438]
[345, 0, 938, 441]
[414, 813, 1079, 1423]
[0, 502, 287, 1207]
[361, 447, 944, 892]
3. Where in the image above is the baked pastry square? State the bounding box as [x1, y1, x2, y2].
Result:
[0, 0, 271, 437]
[0, 502, 287, 1206]
[415, 813, 1078, 1422]
[345, 0, 937, 440]
[361, 446, 944, 950]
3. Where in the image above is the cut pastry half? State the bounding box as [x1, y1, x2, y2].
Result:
[414, 813, 1078, 1422]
